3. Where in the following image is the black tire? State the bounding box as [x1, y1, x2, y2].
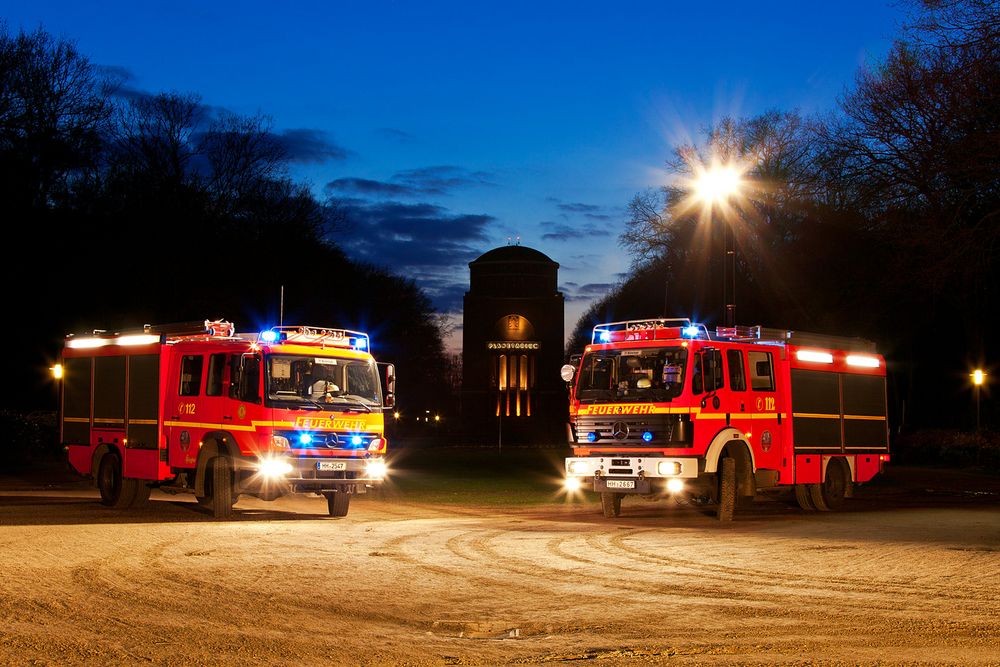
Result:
[97, 453, 139, 508]
[717, 457, 736, 522]
[810, 459, 850, 511]
[324, 491, 351, 517]
[794, 483, 816, 511]
[131, 482, 152, 508]
[210, 455, 234, 520]
[600, 492, 623, 518]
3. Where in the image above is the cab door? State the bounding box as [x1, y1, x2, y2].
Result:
[747, 348, 782, 470]
[723, 348, 754, 443]
[165, 348, 221, 469]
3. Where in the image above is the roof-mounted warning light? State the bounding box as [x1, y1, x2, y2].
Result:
[592, 318, 708, 344]
[259, 326, 371, 351]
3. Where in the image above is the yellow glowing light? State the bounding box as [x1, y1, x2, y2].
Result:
[51, 364, 64, 380]
[694, 163, 743, 204]
[393, 411, 400, 419]
[564, 477, 582, 492]
[434, 415, 440, 422]
[972, 369, 985, 386]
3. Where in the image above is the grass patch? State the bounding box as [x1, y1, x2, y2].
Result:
[380, 446, 583, 507]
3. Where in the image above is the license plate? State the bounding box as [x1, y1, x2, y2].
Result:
[317, 461, 347, 471]
[605, 479, 635, 489]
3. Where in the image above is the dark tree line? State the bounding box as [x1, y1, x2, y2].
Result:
[571, 0, 1000, 430]
[1, 25, 450, 415]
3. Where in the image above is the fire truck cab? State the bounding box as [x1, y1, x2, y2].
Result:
[59, 320, 395, 519]
[562, 318, 889, 521]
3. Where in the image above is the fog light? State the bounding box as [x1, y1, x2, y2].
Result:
[564, 477, 582, 492]
[568, 460, 590, 475]
[269, 435, 290, 450]
[657, 461, 681, 476]
[258, 457, 293, 478]
[666, 478, 684, 494]
[365, 459, 387, 479]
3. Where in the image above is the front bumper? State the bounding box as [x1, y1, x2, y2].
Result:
[238, 456, 386, 496]
[566, 455, 698, 495]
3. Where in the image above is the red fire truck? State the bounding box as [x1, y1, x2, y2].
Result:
[561, 318, 889, 520]
[58, 320, 395, 519]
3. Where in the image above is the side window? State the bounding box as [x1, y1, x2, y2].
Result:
[692, 349, 723, 394]
[748, 351, 775, 392]
[178, 355, 204, 396]
[229, 354, 261, 403]
[206, 353, 226, 396]
[727, 350, 746, 391]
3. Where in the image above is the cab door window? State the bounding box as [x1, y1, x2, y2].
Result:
[229, 354, 261, 403]
[692, 349, 723, 394]
[206, 353, 226, 396]
[727, 350, 746, 391]
[178, 355, 204, 396]
[748, 351, 775, 392]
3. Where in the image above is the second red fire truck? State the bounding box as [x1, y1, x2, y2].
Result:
[562, 318, 889, 520]
[58, 320, 395, 519]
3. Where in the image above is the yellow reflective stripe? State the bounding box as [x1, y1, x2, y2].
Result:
[129, 419, 158, 425]
[63, 417, 90, 423]
[94, 418, 125, 424]
[793, 412, 840, 419]
[844, 415, 886, 421]
[695, 413, 728, 420]
[163, 420, 256, 432]
[252, 421, 295, 428]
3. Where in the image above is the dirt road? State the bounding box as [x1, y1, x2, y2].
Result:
[0, 469, 998, 666]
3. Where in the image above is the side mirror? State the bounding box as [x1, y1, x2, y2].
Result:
[379, 363, 396, 408]
[560, 364, 576, 383]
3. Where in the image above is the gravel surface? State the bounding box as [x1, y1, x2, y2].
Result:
[0, 466, 998, 666]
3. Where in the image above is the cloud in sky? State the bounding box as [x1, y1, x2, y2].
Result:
[338, 198, 495, 312]
[326, 165, 496, 199]
[375, 127, 415, 143]
[272, 128, 353, 163]
[540, 221, 612, 242]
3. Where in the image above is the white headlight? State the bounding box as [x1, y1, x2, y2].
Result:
[258, 458, 293, 478]
[666, 478, 684, 494]
[365, 459, 387, 479]
[564, 477, 582, 492]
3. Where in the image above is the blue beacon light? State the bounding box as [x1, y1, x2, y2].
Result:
[598, 331, 612, 343]
[260, 330, 278, 343]
[298, 433, 313, 446]
[682, 325, 700, 338]
[350, 435, 364, 447]
[642, 431, 654, 443]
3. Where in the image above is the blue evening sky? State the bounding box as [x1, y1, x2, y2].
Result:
[2, 1, 904, 349]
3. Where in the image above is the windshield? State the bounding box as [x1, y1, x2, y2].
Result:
[266, 354, 382, 410]
[577, 346, 688, 403]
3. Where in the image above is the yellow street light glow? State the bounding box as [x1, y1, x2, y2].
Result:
[973, 369, 985, 386]
[847, 355, 880, 368]
[694, 163, 743, 204]
[796, 350, 834, 364]
[51, 364, 64, 379]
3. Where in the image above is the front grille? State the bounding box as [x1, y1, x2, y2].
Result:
[280, 430, 379, 450]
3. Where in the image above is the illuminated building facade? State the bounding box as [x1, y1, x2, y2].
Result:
[462, 245, 565, 442]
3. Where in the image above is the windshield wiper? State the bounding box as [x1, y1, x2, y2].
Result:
[327, 395, 373, 413]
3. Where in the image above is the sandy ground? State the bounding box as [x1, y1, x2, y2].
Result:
[0, 467, 998, 666]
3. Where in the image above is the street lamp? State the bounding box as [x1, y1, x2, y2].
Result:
[972, 369, 986, 431]
[694, 163, 744, 327]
